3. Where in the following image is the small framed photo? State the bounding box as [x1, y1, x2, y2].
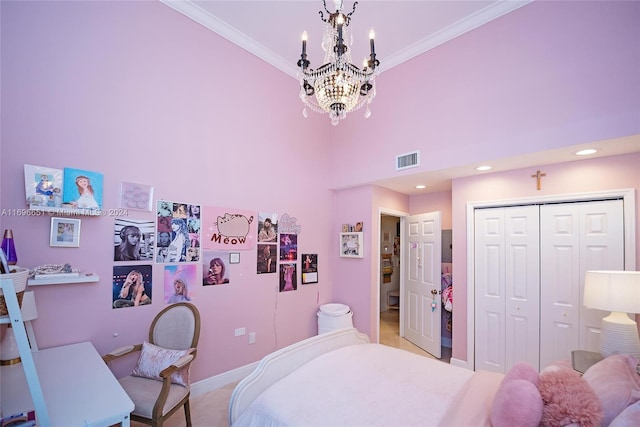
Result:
[50, 217, 81, 247]
[340, 232, 363, 258]
[229, 252, 240, 264]
[302, 253, 318, 284]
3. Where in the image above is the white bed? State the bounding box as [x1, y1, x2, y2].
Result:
[229, 328, 504, 427]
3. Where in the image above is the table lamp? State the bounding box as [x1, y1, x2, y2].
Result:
[583, 270, 640, 358]
[0, 290, 38, 365]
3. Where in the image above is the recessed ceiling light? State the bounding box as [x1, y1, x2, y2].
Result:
[415, 184, 426, 189]
[476, 165, 492, 171]
[576, 148, 598, 156]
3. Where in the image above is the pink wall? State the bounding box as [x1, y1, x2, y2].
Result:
[0, 1, 332, 382]
[331, 185, 408, 339]
[1, 0, 639, 384]
[411, 191, 453, 229]
[450, 152, 640, 362]
[326, 0, 640, 189]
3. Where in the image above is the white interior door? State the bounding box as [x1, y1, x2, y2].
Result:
[474, 206, 539, 372]
[404, 211, 442, 357]
[539, 200, 624, 366]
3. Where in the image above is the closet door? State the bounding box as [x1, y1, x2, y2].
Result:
[539, 200, 624, 367]
[475, 206, 539, 373]
[475, 208, 506, 373]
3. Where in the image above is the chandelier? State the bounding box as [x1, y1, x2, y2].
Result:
[297, 0, 379, 126]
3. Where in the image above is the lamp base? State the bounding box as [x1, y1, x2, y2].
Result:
[600, 311, 640, 358]
[0, 324, 22, 365]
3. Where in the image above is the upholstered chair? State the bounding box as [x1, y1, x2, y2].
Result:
[103, 302, 201, 427]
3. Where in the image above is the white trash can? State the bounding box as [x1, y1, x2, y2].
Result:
[317, 303, 353, 334]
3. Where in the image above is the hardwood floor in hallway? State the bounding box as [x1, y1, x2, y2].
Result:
[379, 309, 452, 363]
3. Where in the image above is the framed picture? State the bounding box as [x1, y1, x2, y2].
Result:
[50, 217, 81, 247]
[119, 181, 153, 212]
[62, 167, 104, 210]
[302, 253, 318, 284]
[340, 232, 363, 258]
[24, 164, 64, 208]
[229, 253, 240, 264]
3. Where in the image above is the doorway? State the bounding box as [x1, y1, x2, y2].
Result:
[377, 210, 451, 361]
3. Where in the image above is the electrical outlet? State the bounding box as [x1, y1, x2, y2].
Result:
[234, 327, 246, 337]
[249, 332, 256, 344]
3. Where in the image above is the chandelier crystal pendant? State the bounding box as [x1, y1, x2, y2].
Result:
[298, 0, 379, 126]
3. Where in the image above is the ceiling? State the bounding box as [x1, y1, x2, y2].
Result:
[160, 0, 640, 195]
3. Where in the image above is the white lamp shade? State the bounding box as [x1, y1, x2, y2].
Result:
[583, 270, 640, 314]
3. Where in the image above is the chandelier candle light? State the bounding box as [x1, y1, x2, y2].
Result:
[298, 0, 379, 125]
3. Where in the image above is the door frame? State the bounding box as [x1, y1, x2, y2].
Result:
[377, 208, 408, 343]
[465, 188, 636, 370]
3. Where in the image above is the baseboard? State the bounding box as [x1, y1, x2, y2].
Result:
[190, 361, 258, 398]
[449, 357, 469, 369]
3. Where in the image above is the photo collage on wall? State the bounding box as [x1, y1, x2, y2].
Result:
[156, 201, 201, 264]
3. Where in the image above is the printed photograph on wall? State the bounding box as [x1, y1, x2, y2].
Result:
[279, 263, 297, 292]
[164, 264, 196, 304]
[156, 200, 201, 263]
[112, 264, 152, 309]
[279, 233, 297, 261]
[202, 206, 256, 251]
[340, 232, 364, 258]
[24, 164, 63, 208]
[202, 250, 230, 285]
[302, 253, 318, 284]
[62, 167, 103, 210]
[119, 181, 153, 212]
[257, 213, 278, 242]
[49, 217, 81, 247]
[257, 243, 277, 274]
[114, 218, 155, 261]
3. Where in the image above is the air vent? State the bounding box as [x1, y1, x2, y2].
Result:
[396, 151, 420, 171]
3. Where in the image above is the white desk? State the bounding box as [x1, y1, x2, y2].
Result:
[1, 341, 134, 426]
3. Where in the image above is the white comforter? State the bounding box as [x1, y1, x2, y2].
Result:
[233, 343, 475, 427]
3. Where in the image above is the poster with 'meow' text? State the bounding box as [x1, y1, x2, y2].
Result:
[202, 206, 257, 251]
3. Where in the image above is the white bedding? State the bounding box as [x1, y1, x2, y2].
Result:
[233, 343, 475, 427]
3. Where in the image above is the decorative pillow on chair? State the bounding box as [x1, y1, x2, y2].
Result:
[538, 365, 603, 427]
[582, 354, 640, 426]
[132, 341, 193, 387]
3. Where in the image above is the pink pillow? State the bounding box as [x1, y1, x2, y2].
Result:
[583, 354, 640, 426]
[538, 366, 603, 427]
[132, 341, 193, 386]
[490, 379, 543, 427]
[504, 361, 539, 386]
[610, 400, 640, 426]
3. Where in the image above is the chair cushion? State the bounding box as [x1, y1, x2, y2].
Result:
[119, 375, 190, 419]
[132, 341, 193, 386]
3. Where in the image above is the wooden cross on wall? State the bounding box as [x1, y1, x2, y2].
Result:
[531, 170, 546, 190]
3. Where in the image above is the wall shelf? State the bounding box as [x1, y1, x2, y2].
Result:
[27, 204, 101, 216]
[28, 274, 99, 286]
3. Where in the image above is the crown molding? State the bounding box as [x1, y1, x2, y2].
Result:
[160, 0, 534, 79]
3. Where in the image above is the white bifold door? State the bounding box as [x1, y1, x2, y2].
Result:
[475, 199, 624, 373]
